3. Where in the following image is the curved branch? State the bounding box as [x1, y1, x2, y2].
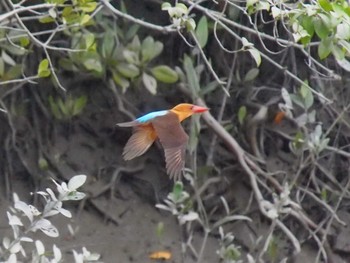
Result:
[0, 3, 55, 23]
[101, 0, 176, 33]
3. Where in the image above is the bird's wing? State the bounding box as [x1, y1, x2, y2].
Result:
[151, 112, 189, 180]
[122, 124, 157, 160]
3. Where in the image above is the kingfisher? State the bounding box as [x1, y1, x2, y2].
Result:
[117, 103, 208, 180]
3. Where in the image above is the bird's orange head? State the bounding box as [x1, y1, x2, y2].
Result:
[170, 103, 209, 122]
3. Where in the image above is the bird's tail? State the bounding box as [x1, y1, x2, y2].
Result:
[116, 120, 139, 127]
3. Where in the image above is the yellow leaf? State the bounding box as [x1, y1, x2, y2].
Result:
[149, 251, 172, 260]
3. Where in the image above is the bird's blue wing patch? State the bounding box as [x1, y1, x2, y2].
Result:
[136, 110, 168, 123]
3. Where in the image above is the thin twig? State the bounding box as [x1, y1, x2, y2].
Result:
[101, 0, 175, 33]
[0, 2, 55, 23]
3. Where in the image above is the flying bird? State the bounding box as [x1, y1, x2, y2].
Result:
[117, 103, 208, 180]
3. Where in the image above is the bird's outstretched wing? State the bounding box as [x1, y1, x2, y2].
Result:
[119, 124, 157, 160]
[151, 112, 189, 180]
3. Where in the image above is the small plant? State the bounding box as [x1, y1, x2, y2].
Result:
[156, 180, 252, 262]
[49, 95, 87, 120]
[161, 2, 196, 31]
[216, 227, 242, 263]
[60, 16, 179, 94]
[262, 182, 292, 220]
[156, 181, 199, 226]
[0, 174, 101, 263]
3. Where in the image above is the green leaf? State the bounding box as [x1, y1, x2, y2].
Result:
[19, 37, 30, 47]
[183, 55, 200, 94]
[161, 2, 171, 10]
[117, 63, 140, 78]
[62, 6, 80, 24]
[125, 24, 140, 41]
[256, 1, 270, 11]
[166, 3, 188, 18]
[141, 37, 163, 62]
[321, 188, 328, 202]
[72, 95, 88, 116]
[238, 106, 247, 125]
[80, 14, 91, 25]
[172, 181, 184, 201]
[176, 3, 188, 13]
[319, 0, 333, 12]
[84, 33, 95, 49]
[142, 72, 157, 94]
[59, 58, 77, 71]
[156, 222, 164, 239]
[313, 16, 329, 39]
[128, 36, 141, 52]
[2, 44, 26, 56]
[57, 98, 68, 116]
[271, 6, 281, 18]
[37, 59, 51, 77]
[80, 2, 97, 12]
[112, 71, 130, 92]
[292, 131, 304, 150]
[39, 16, 55, 23]
[241, 37, 254, 48]
[186, 18, 196, 31]
[332, 2, 348, 17]
[332, 44, 345, 60]
[246, 0, 258, 8]
[3, 65, 22, 80]
[290, 94, 304, 109]
[189, 115, 200, 153]
[151, 65, 178, 83]
[301, 16, 314, 37]
[318, 37, 333, 59]
[49, 96, 63, 120]
[195, 16, 208, 48]
[120, 0, 127, 13]
[48, 7, 57, 19]
[248, 48, 261, 67]
[82, 53, 103, 74]
[336, 23, 350, 40]
[38, 157, 49, 171]
[0, 58, 4, 77]
[123, 50, 140, 65]
[62, 6, 72, 17]
[2, 50, 16, 66]
[300, 82, 314, 110]
[200, 80, 219, 95]
[101, 33, 116, 59]
[244, 68, 259, 82]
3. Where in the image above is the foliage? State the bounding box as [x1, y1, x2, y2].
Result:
[49, 95, 88, 120]
[156, 179, 252, 262]
[162, 2, 196, 31]
[248, 0, 350, 62]
[0, 175, 100, 263]
[60, 22, 178, 94]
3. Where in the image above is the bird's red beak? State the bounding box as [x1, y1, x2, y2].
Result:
[192, 105, 209, 113]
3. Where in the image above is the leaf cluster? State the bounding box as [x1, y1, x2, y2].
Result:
[49, 95, 87, 120]
[59, 16, 179, 94]
[249, 0, 350, 61]
[0, 175, 100, 263]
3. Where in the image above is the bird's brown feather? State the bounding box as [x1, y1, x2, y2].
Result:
[122, 124, 157, 160]
[151, 112, 188, 179]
